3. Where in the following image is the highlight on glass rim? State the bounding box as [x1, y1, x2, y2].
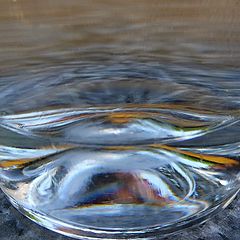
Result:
[0, 1, 239, 239]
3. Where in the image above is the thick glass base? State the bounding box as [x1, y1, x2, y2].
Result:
[3, 189, 239, 240]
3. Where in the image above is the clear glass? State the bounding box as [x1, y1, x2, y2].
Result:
[0, 1, 239, 239]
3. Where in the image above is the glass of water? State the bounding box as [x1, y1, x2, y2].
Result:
[0, 1, 239, 239]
